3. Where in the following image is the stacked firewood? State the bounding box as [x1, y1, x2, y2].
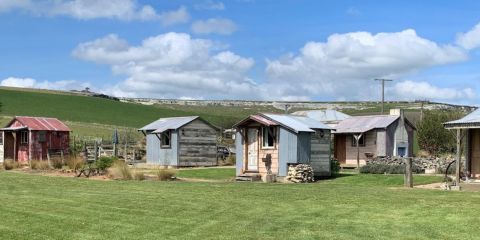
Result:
[286, 164, 314, 183]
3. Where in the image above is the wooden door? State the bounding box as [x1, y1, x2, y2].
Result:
[247, 128, 258, 171]
[335, 135, 346, 164]
[470, 129, 480, 177]
[4, 132, 14, 160]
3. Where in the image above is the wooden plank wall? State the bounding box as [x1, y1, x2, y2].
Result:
[178, 119, 217, 166]
[344, 130, 377, 165]
[0, 131, 3, 162]
[256, 127, 279, 176]
[310, 130, 331, 176]
[278, 127, 298, 176]
[470, 129, 480, 177]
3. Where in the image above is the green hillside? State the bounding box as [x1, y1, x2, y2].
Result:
[0, 87, 278, 132]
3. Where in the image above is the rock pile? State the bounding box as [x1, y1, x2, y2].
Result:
[367, 156, 459, 173]
[286, 164, 314, 183]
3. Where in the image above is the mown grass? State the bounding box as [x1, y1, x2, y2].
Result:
[176, 167, 235, 180]
[0, 172, 477, 239]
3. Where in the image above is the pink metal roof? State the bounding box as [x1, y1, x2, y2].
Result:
[334, 115, 399, 134]
[7, 116, 70, 131]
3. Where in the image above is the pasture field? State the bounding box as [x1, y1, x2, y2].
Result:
[1, 171, 478, 240]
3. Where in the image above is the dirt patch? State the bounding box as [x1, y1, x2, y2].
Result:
[414, 182, 445, 190]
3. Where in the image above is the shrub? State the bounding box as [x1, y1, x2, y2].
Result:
[156, 168, 176, 181]
[3, 159, 19, 170]
[107, 161, 132, 180]
[51, 159, 64, 169]
[97, 156, 117, 171]
[330, 158, 341, 176]
[133, 170, 145, 181]
[31, 160, 51, 170]
[66, 156, 85, 171]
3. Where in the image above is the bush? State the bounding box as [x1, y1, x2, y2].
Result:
[3, 159, 19, 170]
[66, 156, 85, 171]
[51, 159, 64, 169]
[97, 156, 117, 171]
[31, 160, 51, 170]
[156, 168, 176, 181]
[330, 158, 340, 176]
[107, 161, 132, 180]
[360, 163, 423, 174]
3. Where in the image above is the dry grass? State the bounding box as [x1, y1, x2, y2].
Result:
[3, 159, 20, 170]
[156, 168, 177, 181]
[66, 156, 85, 171]
[132, 170, 146, 181]
[30, 160, 51, 171]
[107, 161, 132, 180]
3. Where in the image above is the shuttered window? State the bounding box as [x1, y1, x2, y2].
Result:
[20, 131, 28, 144]
[38, 131, 46, 142]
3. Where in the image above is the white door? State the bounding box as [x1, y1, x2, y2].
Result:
[247, 128, 258, 171]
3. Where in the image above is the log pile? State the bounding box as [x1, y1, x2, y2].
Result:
[286, 164, 314, 183]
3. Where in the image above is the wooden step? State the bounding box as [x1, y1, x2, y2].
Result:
[235, 174, 261, 182]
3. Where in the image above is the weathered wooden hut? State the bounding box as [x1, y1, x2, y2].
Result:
[139, 116, 218, 167]
[444, 109, 480, 181]
[0, 116, 70, 163]
[333, 109, 415, 167]
[234, 113, 332, 181]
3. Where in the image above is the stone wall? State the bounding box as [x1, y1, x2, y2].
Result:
[367, 156, 460, 173]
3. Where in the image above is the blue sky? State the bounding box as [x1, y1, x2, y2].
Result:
[1, 0, 480, 104]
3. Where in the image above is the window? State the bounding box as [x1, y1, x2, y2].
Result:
[262, 127, 276, 148]
[0, 132, 3, 145]
[161, 131, 171, 148]
[20, 131, 28, 144]
[351, 134, 365, 147]
[38, 131, 46, 142]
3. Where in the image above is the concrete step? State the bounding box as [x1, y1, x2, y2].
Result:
[235, 173, 261, 182]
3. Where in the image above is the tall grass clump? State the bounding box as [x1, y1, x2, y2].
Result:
[30, 160, 51, 170]
[107, 161, 132, 180]
[156, 168, 177, 181]
[66, 156, 85, 171]
[132, 170, 146, 181]
[3, 159, 19, 170]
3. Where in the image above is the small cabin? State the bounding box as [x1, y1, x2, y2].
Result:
[139, 116, 219, 167]
[444, 109, 480, 180]
[234, 113, 332, 180]
[0, 116, 70, 163]
[333, 109, 415, 166]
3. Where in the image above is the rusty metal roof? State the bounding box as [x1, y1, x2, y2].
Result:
[444, 109, 480, 129]
[334, 115, 399, 134]
[5, 116, 70, 131]
[139, 116, 199, 132]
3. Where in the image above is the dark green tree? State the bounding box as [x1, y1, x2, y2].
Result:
[416, 110, 465, 156]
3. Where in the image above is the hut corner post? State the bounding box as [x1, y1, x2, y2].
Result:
[455, 129, 461, 185]
[404, 158, 413, 188]
[354, 133, 363, 171]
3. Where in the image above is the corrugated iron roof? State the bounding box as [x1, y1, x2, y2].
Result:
[262, 114, 332, 133]
[334, 115, 399, 134]
[444, 109, 480, 128]
[5, 116, 70, 131]
[139, 116, 198, 132]
[291, 110, 351, 123]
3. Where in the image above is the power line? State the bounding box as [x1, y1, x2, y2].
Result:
[374, 78, 393, 114]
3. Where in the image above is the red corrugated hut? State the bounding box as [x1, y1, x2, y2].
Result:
[0, 116, 70, 163]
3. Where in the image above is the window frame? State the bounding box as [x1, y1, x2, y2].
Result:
[0, 132, 3, 145]
[160, 130, 172, 149]
[261, 126, 276, 149]
[20, 131, 29, 145]
[351, 134, 365, 147]
[38, 131, 47, 143]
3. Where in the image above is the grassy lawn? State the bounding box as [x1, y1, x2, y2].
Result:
[176, 167, 236, 180]
[1, 172, 478, 239]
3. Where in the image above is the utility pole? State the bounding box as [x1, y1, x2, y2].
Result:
[374, 78, 393, 114]
[284, 104, 291, 114]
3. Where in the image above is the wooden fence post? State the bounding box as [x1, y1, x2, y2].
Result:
[94, 140, 98, 162]
[455, 129, 461, 184]
[404, 158, 413, 188]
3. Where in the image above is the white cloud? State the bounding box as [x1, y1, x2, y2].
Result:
[158, 6, 190, 26]
[393, 80, 475, 101]
[192, 18, 237, 35]
[195, 1, 225, 10]
[0, 0, 189, 24]
[0, 77, 90, 90]
[265, 29, 468, 100]
[73, 32, 256, 99]
[456, 22, 480, 50]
